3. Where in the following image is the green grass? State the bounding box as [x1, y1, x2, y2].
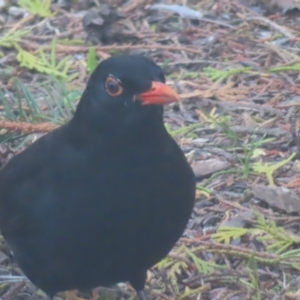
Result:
[0, 78, 80, 124]
[0, 77, 82, 147]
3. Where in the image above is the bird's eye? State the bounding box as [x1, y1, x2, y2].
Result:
[105, 76, 123, 97]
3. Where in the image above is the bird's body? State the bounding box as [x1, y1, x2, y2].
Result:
[0, 55, 195, 298]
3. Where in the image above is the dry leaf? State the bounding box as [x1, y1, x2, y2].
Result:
[242, 112, 257, 128]
[252, 184, 300, 213]
[192, 159, 231, 178]
[270, 0, 299, 13]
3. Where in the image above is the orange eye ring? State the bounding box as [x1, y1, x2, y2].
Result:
[105, 76, 123, 97]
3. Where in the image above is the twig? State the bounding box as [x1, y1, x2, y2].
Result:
[7, 15, 35, 33]
[20, 40, 203, 56]
[246, 16, 296, 40]
[2, 281, 26, 300]
[122, 0, 149, 13]
[230, 126, 287, 137]
[27, 26, 83, 41]
[0, 120, 57, 133]
[276, 103, 300, 109]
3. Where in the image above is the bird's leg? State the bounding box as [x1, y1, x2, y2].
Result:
[137, 290, 147, 300]
[130, 270, 148, 300]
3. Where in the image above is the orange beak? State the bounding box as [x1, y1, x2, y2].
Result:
[136, 81, 179, 105]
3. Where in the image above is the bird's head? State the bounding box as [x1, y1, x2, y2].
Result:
[89, 54, 179, 106]
[72, 55, 179, 138]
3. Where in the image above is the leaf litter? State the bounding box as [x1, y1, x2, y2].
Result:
[1, 0, 300, 299]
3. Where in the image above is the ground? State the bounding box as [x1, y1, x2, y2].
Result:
[1, 0, 300, 299]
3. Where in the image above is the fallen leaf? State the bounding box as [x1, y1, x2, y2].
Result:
[242, 112, 257, 128]
[270, 0, 299, 13]
[252, 184, 300, 213]
[192, 159, 231, 178]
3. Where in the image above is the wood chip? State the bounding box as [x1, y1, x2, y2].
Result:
[192, 159, 231, 178]
[252, 184, 300, 213]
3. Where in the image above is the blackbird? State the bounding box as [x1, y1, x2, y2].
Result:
[0, 55, 195, 300]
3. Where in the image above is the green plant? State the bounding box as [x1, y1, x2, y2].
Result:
[203, 66, 253, 82]
[242, 134, 275, 178]
[18, 0, 54, 17]
[212, 211, 300, 255]
[165, 122, 203, 138]
[240, 255, 261, 300]
[0, 78, 78, 125]
[197, 107, 228, 128]
[15, 39, 79, 81]
[0, 30, 30, 48]
[87, 47, 97, 73]
[213, 227, 251, 244]
[202, 63, 300, 83]
[185, 247, 217, 274]
[256, 213, 300, 254]
[198, 110, 275, 178]
[253, 152, 296, 185]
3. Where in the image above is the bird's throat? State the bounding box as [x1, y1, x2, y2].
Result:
[70, 102, 166, 145]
